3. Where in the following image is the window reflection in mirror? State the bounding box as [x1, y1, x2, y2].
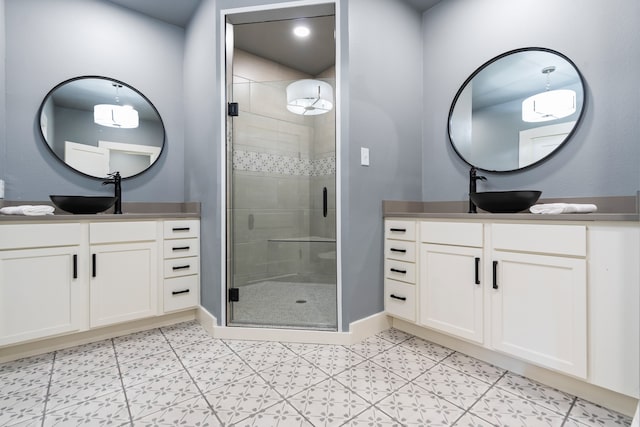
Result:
[39, 76, 165, 179]
[448, 48, 585, 173]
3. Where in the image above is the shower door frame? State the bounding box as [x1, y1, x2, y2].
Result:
[219, 0, 343, 331]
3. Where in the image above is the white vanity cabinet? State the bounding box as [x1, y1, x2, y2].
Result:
[489, 223, 587, 378]
[383, 220, 417, 322]
[162, 220, 200, 313]
[587, 224, 639, 397]
[419, 222, 484, 344]
[384, 217, 640, 401]
[89, 221, 158, 328]
[0, 223, 85, 346]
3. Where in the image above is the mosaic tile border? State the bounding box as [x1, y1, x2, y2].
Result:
[233, 150, 335, 177]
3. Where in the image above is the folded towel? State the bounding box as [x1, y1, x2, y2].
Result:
[529, 203, 598, 214]
[0, 205, 55, 216]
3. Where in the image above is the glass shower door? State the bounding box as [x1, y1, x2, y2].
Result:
[227, 77, 337, 330]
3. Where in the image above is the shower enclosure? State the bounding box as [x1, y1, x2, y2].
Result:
[225, 6, 337, 330]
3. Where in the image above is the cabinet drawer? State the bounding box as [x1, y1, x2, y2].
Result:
[90, 221, 156, 244]
[164, 220, 200, 239]
[385, 239, 416, 262]
[164, 257, 200, 278]
[421, 221, 483, 247]
[163, 238, 199, 259]
[384, 259, 416, 284]
[385, 220, 416, 241]
[385, 279, 416, 321]
[0, 223, 82, 249]
[164, 275, 199, 312]
[492, 223, 586, 256]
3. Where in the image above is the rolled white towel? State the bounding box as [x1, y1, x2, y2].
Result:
[529, 203, 597, 214]
[0, 205, 55, 216]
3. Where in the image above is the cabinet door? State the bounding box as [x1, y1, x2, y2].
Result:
[419, 244, 483, 344]
[0, 247, 81, 346]
[90, 242, 157, 328]
[491, 250, 586, 378]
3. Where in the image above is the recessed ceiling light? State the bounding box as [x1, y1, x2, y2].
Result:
[293, 26, 310, 37]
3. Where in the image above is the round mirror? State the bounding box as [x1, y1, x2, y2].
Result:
[38, 76, 165, 179]
[448, 47, 585, 172]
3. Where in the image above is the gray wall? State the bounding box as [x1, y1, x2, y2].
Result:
[342, 0, 423, 329]
[183, 0, 223, 320]
[0, 0, 5, 183]
[3, 0, 185, 202]
[422, 0, 640, 201]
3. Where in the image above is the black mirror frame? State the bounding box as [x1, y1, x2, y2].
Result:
[447, 47, 587, 173]
[38, 75, 166, 180]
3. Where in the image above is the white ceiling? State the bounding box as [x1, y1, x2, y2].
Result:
[104, 0, 443, 28]
[104, 0, 202, 28]
[404, 0, 443, 12]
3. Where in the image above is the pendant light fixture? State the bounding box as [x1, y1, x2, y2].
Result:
[94, 83, 139, 128]
[286, 79, 333, 116]
[522, 66, 576, 123]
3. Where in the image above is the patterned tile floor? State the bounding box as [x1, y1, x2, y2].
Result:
[0, 321, 633, 426]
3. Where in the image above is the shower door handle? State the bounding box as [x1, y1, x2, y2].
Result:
[323, 187, 328, 218]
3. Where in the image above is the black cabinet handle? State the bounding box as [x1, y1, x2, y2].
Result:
[172, 289, 190, 295]
[390, 294, 407, 301]
[389, 228, 406, 232]
[323, 187, 328, 218]
[172, 265, 191, 271]
[493, 261, 498, 289]
[172, 246, 190, 251]
[92, 254, 96, 278]
[172, 227, 190, 232]
[475, 257, 480, 285]
[390, 248, 407, 253]
[390, 268, 407, 274]
[73, 254, 77, 279]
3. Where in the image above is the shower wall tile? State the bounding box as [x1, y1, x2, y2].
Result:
[232, 80, 251, 110]
[234, 49, 307, 87]
[233, 150, 336, 177]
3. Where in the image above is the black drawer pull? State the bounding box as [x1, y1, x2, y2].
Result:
[172, 246, 190, 251]
[389, 228, 406, 232]
[390, 268, 407, 274]
[475, 257, 480, 285]
[73, 254, 78, 279]
[172, 227, 190, 232]
[172, 289, 190, 296]
[172, 265, 191, 271]
[92, 253, 96, 277]
[390, 294, 407, 301]
[390, 248, 407, 253]
[493, 261, 499, 289]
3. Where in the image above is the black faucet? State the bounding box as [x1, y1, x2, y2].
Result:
[103, 171, 122, 214]
[468, 166, 487, 213]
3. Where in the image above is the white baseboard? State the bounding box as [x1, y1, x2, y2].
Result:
[392, 318, 639, 418]
[200, 308, 390, 346]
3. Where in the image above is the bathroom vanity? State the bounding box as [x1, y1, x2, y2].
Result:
[0, 207, 200, 353]
[383, 199, 639, 409]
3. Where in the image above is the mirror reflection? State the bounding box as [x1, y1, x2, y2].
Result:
[39, 76, 165, 179]
[448, 48, 585, 172]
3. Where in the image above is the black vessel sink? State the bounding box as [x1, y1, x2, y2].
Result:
[470, 191, 542, 213]
[50, 195, 117, 214]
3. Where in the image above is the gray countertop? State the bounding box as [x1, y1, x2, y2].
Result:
[0, 202, 200, 222]
[384, 211, 639, 222]
[383, 196, 640, 223]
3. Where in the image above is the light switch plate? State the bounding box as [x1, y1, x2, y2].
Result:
[360, 147, 370, 166]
